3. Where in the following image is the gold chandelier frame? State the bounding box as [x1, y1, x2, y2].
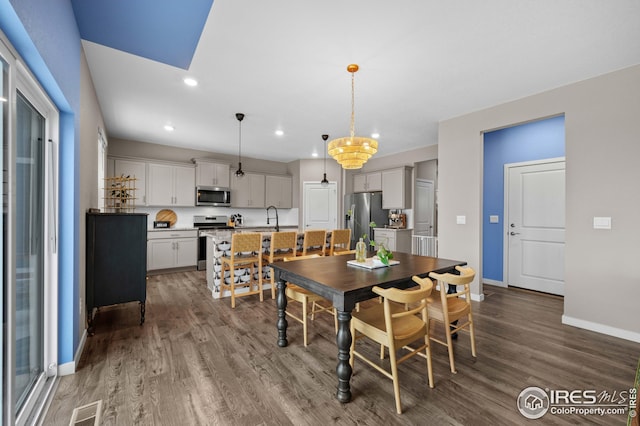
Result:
[328, 64, 378, 169]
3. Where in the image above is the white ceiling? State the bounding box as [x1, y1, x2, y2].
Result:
[83, 0, 640, 163]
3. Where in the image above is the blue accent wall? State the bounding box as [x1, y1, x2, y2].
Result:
[2, 0, 81, 364]
[71, 0, 213, 69]
[483, 116, 565, 282]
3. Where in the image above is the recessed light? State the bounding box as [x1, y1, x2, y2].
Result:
[164, 124, 175, 132]
[312, 152, 318, 157]
[275, 129, 284, 136]
[371, 132, 380, 139]
[183, 77, 198, 87]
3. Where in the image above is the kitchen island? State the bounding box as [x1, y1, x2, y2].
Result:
[203, 229, 333, 299]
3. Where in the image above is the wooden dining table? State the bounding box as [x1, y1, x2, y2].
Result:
[271, 251, 466, 403]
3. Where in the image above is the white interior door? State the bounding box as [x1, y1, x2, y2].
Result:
[303, 182, 337, 230]
[506, 159, 565, 295]
[414, 179, 434, 236]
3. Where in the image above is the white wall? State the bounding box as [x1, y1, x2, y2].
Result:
[78, 48, 106, 344]
[438, 64, 640, 341]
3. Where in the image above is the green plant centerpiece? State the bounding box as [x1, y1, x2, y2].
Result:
[362, 221, 394, 266]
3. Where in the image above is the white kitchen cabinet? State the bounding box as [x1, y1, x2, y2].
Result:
[231, 172, 265, 208]
[382, 166, 412, 209]
[147, 162, 195, 206]
[353, 171, 382, 192]
[147, 229, 198, 271]
[109, 157, 148, 206]
[195, 161, 230, 188]
[265, 175, 292, 208]
[374, 228, 413, 254]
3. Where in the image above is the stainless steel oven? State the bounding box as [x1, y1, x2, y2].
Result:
[193, 215, 233, 270]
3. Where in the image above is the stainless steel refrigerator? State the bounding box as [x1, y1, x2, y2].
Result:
[345, 192, 389, 249]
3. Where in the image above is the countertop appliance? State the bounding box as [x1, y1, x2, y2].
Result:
[345, 192, 389, 249]
[193, 215, 234, 270]
[230, 213, 243, 227]
[388, 210, 407, 229]
[196, 186, 231, 207]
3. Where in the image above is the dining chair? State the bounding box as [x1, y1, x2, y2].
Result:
[283, 254, 337, 346]
[263, 231, 297, 299]
[329, 228, 351, 256]
[301, 229, 327, 256]
[220, 232, 263, 309]
[418, 265, 476, 373]
[349, 278, 435, 414]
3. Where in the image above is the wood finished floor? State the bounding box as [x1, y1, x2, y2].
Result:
[44, 271, 639, 425]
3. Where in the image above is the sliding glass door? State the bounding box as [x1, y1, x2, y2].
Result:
[2, 35, 58, 426]
[14, 91, 46, 412]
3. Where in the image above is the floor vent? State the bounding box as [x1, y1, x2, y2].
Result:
[69, 400, 102, 426]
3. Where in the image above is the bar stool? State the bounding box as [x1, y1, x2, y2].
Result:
[283, 255, 336, 346]
[329, 229, 352, 256]
[220, 232, 263, 308]
[302, 229, 327, 256]
[263, 231, 297, 299]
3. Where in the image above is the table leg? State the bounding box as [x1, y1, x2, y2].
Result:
[276, 278, 288, 347]
[335, 309, 353, 403]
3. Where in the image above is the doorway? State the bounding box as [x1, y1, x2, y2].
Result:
[505, 159, 566, 295]
[414, 179, 435, 236]
[302, 182, 338, 230]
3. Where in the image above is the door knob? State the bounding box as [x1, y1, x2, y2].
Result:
[510, 223, 516, 228]
[510, 231, 520, 236]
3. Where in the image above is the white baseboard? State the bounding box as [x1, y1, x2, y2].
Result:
[483, 279, 506, 288]
[58, 328, 87, 376]
[470, 293, 485, 302]
[562, 315, 640, 343]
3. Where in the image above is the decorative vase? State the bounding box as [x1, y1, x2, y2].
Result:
[355, 238, 366, 263]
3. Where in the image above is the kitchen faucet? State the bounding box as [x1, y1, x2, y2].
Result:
[266, 205, 279, 232]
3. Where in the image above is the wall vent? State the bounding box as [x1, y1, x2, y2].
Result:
[69, 400, 102, 426]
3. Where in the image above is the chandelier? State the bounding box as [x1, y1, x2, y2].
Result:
[328, 64, 378, 169]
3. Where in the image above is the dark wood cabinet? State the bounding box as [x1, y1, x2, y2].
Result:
[86, 212, 148, 333]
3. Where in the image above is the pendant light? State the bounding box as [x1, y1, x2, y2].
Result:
[328, 64, 378, 169]
[235, 113, 245, 178]
[320, 134, 329, 186]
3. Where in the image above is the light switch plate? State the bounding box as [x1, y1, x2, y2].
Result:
[456, 215, 466, 225]
[593, 216, 611, 230]
[489, 215, 499, 224]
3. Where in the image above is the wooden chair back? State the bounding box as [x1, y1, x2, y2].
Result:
[329, 229, 352, 256]
[229, 232, 262, 258]
[302, 229, 327, 256]
[264, 231, 298, 299]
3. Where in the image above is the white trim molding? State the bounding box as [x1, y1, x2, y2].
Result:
[483, 279, 506, 288]
[562, 315, 640, 344]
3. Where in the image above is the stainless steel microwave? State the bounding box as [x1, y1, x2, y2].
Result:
[196, 186, 231, 207]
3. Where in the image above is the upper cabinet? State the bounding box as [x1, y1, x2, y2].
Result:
[195, 160, 230, 188]
[114, 158, 147, 206]
[381, 166, 412, 209]
[353, 171, 382, 192]
[231, 172, 265, 208]
[265, 175, 292, 208]
[148, 162, 195, 206]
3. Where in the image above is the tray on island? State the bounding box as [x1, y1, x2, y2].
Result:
[347, 257, 400, 269]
